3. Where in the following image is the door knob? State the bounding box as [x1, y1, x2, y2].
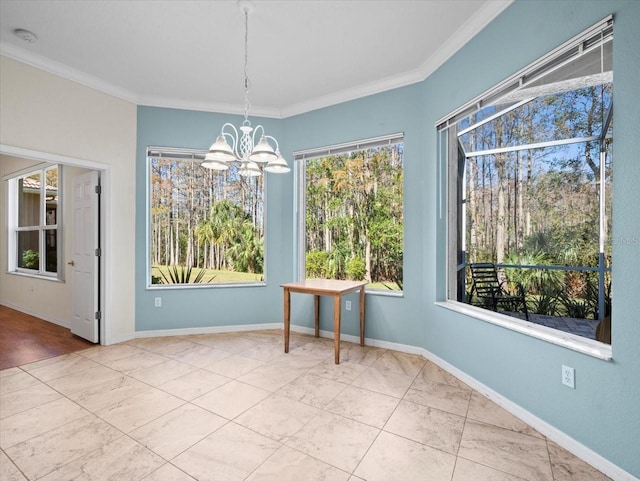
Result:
[68, 260, 75, 266]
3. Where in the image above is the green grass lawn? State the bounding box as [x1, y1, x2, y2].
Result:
[152, 265, 263, 284]
[152, 266, 401, 289]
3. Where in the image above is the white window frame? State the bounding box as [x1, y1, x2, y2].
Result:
[146, 146, 268, 289]
[6, 163, 63, 281]
[294, 133, 405, 295]
[435, 17, 613, 360]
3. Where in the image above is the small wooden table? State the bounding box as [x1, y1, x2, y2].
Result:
[281, 279, 367, 364]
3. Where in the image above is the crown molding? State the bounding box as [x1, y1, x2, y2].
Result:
[1, 0, 513, 119]
[417, 0, 514, 81]
[136, 94, 282, 119]
[0, 43, 138, 105]
[280, 0, 513, 118]
[279, 68, 425, 118]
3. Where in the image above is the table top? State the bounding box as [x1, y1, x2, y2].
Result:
[281, 279, 367, 295]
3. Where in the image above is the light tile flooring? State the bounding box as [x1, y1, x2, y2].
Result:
[0, 330, 612, 481]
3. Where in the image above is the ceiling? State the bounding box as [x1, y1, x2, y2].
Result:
[0, 0, 511, 119]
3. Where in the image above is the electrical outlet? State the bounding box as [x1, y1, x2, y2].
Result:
[345, 300, 352, 311]
[562, 365, 575, 389]
[154, 297, 162, 307]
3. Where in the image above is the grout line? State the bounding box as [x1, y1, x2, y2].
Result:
[2, 330, 613, 481]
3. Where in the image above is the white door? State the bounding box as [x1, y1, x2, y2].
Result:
[70, 171, 100, 343]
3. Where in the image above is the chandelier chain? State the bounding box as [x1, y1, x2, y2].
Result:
[202, 1, 290, 175]
[243, 7, 251, 125]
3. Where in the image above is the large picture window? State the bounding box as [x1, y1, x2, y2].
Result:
[439, 18, 613, 345]
[148, 147, 265, 286]
[296, 134, 404, 292]
[7, 165, 61, 279]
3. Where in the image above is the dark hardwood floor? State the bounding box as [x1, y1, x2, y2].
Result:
[0, 305, 95, 370]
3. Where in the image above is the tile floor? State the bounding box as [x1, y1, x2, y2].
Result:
[0, 330, 612, 481]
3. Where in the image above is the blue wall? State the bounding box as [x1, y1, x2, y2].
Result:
[136, 1, 639, 476]
[425, 1, 640, 476]
[136, 86, 426, 346]
[136, 107, 287, 331]
[281, 84, 425, 346]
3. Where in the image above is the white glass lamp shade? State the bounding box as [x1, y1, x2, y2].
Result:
[238, 160, 262, 177]
[264, 150, 291, 173]
[249, 136, 277, 163]
[201, 151, 230, 170]
[207, 134, 237, 163]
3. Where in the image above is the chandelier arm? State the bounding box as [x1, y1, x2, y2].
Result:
[252, 124, 266, 146]
[263, 135, 280, 151]
[220, 123, 240, 158]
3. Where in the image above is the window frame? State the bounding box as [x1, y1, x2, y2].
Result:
[145, 146, 268, 289]
[436, 17, 614, 360]
[294, 133, 405, 295]
[6, 163, 63, 281]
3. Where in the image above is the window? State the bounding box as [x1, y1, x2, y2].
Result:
[147, 147, 265, 286]
[7, 165, 61, 279]
[439, 18, 613, 345]
[295, 134, 404, 292]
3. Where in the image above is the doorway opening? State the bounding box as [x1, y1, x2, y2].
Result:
[0, 144, 110, 346]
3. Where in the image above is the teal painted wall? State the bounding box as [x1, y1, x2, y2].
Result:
[136, 107, 288, 330]
[281, 84, 425, 347]
[135, 0, 639, 475]
[426, 1, 640, 476]
[136, 84, 425, 347]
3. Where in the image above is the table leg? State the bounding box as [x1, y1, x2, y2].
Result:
[314, 295, 320, 338]
[333, 294, 341, 364]
[359, 286, 366, 346]
[284, 288, 290, 353]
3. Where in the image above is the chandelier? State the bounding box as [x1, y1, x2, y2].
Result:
[202, 1, 290, 176]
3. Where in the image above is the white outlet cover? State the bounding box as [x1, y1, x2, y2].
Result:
[562, 365, 575, 389]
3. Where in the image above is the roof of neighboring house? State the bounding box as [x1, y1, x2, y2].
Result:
[21, 176, 58, 193]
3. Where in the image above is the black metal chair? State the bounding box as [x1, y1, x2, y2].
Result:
[469, 263, 529, 321]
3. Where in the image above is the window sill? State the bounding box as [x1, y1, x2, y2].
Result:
[147, 281, 267, 290]
[435, 300, 612, 361]
[366, 289, 403, 298]
[7, 270, 64, 283]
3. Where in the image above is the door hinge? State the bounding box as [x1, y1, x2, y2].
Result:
[95, 248, 101, 256]
[95, 311, 101, 321]
[95, 185, 102, 194]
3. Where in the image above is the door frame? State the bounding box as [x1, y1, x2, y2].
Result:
[1, 144, 111, 345]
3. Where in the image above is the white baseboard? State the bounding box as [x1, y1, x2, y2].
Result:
[105, 332, 136, 345]
[290, 325, 637, 480]
[420, 348, 639, 481]
[0, 302, 70, 329]
[289, 325, 426, 356]
[135, 322, 283, 339]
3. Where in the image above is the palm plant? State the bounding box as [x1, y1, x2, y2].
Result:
[226, 220, 264, 273]
[504, 250, 563, 294]
[159, 265, 214, 284]
[558, 295, 592, 319]
[528, 286, 561, 316]
[196, 200, 246, 271]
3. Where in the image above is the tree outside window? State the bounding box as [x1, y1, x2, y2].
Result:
[443, 20, 613, 344]
[301, 140, 404, 291]
[148, 149, 264, 286]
